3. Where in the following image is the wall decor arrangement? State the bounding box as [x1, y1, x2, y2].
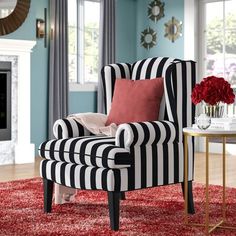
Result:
[148, 0, 165, 23]
[140, 27, 157, 50]
[164, 17, 182, 43]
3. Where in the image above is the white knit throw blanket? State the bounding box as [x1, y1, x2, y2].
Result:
[68, 112, 117, 137]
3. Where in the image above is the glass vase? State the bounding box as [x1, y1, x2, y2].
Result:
[195, 114, 211, 130]
[202, 103, 224, 118]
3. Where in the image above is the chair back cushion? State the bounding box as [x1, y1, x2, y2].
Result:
[131, 57, 175, 80]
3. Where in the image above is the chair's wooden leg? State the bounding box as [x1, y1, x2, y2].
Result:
[108, 192, 120, 231]
[120, 192, 126, 200]
[181, 181, 195, 214]
[43, 178, 54, 213]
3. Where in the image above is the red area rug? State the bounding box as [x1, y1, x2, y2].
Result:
[0, 178, 236, 235]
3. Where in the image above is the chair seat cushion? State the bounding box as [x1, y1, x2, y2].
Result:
[40, 159, 131, 191]
[39, 136, 132, 169]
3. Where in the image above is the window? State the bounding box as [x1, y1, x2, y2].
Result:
[199, 0, 236, 115]
[68, 0, 100, 85]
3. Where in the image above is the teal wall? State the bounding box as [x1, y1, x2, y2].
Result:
[69, 92, 97, 114]
[1, 0, 49, 154]
[136, 0, 184, 60]
[116, 0, 137, 63]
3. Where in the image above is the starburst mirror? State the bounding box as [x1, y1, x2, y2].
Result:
[164, 17, 182, 43]
[148, 0, 165, 23]
[140, 27, 157, 50]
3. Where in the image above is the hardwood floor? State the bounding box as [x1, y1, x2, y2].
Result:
[0, 153, 236, 187]
[0, 157, 43, 182]
[195, 152, 236, 187]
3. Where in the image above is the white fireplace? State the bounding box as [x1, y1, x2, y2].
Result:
[0, 39, 36, 164]
[0, 62, 11, 141]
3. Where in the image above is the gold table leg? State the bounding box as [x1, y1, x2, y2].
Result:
[184, 134, 188, 224]
[205, 137, 209, 236]
[223, 137, 226, 221]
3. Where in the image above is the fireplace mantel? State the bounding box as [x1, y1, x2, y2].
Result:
[0, 39, 36, 53]
[0, 39, 36, 164]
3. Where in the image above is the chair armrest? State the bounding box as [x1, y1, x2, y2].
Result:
[115, 120, 178, 150]
[53, 117, 90, 139]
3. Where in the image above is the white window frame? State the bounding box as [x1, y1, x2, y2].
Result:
[198, 0, 226, 82]
[184, 0, 198, 62]
[193, 0, 236, 154]
[69, 0, 100, 92]
[198, 0, 236, 85]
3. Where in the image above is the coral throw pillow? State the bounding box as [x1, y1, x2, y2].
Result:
[106, 78, 164, 125]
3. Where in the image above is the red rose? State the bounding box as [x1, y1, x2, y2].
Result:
[191, 76, 235, 105]
[191, 84, 203, 105]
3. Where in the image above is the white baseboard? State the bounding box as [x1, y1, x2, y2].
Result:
[197, 137, 236, 155]
[15, 143, 35, 164]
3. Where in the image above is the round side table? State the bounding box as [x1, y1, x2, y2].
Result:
[183, 127, 236, 235]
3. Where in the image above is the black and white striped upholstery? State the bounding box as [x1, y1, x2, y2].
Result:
[53, 118, 90, 139]
[40, 57, 196, 230]
[101, 57, 196, 181]
[40, 159, 131, 191]
[41, 56, 196, 191]
[39, 136, 131, 169]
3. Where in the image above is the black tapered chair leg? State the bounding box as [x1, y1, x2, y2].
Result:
[181, 181, 195, 214]
[43, 178, 54, 213]
[120, 192, 126, 200]
[108, 192, 120, 231]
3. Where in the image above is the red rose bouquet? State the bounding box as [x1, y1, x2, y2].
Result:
[191, 76, 235, 105]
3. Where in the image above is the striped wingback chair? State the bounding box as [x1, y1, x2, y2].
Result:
[39, 57, 196, 231]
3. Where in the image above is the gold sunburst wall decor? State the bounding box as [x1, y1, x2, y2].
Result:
[140, 27, 157, 50]
[164, 17, 182, 43]
[148, 0, 165, 23]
